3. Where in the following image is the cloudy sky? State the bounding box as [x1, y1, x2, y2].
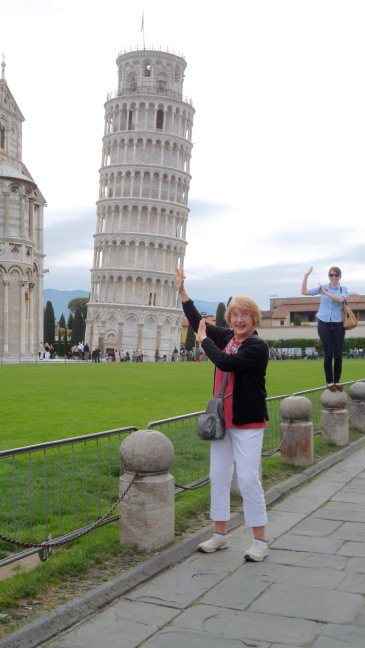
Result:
[2, 0, 365, 309]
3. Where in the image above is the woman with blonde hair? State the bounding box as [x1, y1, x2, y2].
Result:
[176, 269, 270, 562]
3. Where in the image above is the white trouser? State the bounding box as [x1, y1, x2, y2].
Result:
[210, 427, 268, 528]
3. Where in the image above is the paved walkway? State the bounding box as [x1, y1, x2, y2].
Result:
[2, 443, 365, 648]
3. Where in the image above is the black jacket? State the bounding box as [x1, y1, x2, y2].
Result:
[183, 299, 269, 426]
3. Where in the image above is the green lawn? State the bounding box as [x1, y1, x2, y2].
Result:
[1, 358, 364, 449]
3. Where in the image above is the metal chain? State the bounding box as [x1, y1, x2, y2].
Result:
[0, 473, 139, 549]
[262, 419, 293, 456]
[348, 401, 361, 421]
[313, 409, 333, 433]
[174, 477, 210, 490]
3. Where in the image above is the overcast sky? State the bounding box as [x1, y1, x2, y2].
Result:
[2, 0, 365, 309]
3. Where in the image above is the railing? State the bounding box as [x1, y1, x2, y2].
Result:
[106, 87, 193, 105]
[0, 427, 137, 567]
[117, 44, 185, 59]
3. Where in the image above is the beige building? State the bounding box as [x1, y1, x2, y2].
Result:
[0, 59, 46, 360]
[85, 47, 194, 359]
[259, 295, 365, 341]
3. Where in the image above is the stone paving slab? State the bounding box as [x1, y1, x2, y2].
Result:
[199, 575, 270, 610]
[286, 516, 342, 537]
[295, 553, 348, 570]
[171, 606, 319, 646]
[331, 487, 365, 504]
[336, 540, 365, 557]
[345, 556, 365, 572]
[265, 510, 307, 538]
[270, 533, 345, 554]
[141, 628, 271, 648]
[312, 500, 365, 521]
[292, 478, 345, 496]
[331, 521, 365, 541]
[338, 572, 365, 594]
[249, 582, 364, 623]
[43, 600, 180, 648]
[126, 563, 227, 609]
[271, 493, 330, 514]
[238, 561, 346, 589]
[312, 622, 365, 648]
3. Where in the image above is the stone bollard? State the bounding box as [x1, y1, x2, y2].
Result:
[320, 389, 348, 446]
[280, 396, 313, 466]
[119, 429, 175, 552]
[348, 381, 365, 432]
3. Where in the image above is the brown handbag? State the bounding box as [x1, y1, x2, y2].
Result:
[343, 301, 357, 330]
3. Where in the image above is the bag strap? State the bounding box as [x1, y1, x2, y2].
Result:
[217, 372, 233, 399]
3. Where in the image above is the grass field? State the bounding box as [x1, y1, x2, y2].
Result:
[1, 358, 365, 449]
[0, 358, 364, 623]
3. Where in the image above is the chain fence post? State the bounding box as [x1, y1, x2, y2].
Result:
[119, 429, 175, 552]
[280, 396, 313, 466]
[348, 381, 365, 432]
[320, 388, 348, 446]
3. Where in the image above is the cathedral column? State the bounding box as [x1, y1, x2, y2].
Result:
[29, 198, 35, 239]
[28, 283, 35, 354]
[156, 324, 162, 349]
[137, 323, 143, 349]
[3, 191, 10, 234]
[3, 279, 9, 353]
[90, 280, 96, 301]
[20, 281, 27, 354]
[20, 194, 26, 237]
[117, 322, 124, 349]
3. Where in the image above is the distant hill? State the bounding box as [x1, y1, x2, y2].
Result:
[44, 290, 222, 321]
[44, 289, 89, 320]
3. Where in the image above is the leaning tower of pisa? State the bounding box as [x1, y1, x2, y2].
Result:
[85, 47, 194, 360]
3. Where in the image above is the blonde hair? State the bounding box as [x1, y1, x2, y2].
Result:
[225, 296, 261, 327]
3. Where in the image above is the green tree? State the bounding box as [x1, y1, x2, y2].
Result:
[185, 324, 196, 351]
[71, 310, 83, 346]
[216, 302, 226, 327]
[59, 313, 66, 357]
[67, 313, 74, 331]
[227, 296, 233, 307]
[44, 301, 55, 346]
[293, 313, 302, 326]
[68, 297, 89, 341]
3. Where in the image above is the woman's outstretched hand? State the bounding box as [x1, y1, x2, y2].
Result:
[175, 267, 185, 293]
[197, 318, 207, 342]
[175, 268, 190, 302]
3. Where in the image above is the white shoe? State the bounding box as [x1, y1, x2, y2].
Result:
[198, 534, 229, 553]
[244, 540, 269, 562]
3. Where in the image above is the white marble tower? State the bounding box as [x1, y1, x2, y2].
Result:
[85, 46, 194, 359]
[0, 59, 46, 360]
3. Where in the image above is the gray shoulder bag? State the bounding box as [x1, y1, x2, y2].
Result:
[197, 373, 232, 440]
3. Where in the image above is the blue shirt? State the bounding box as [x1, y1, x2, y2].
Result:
[309, 284, 348, 323]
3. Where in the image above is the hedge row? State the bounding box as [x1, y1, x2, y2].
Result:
[265, 338, 365, 353]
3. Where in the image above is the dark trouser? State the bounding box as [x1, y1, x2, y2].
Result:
[317, 319, 345, 384]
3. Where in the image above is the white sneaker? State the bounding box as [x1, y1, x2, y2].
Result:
[198, 534, 229, 553]
[244, 540, 269, 562]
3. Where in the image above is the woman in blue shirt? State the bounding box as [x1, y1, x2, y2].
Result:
[302, 266, 348, 391]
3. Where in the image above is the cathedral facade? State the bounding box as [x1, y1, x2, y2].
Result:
[0, 60, 46, 360]
[85, 47, 194, 360]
